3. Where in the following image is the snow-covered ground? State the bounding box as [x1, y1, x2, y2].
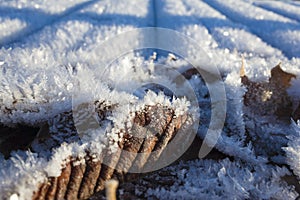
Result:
[205, 0, 300, 59]
[254, 0, 300, 22]
[1, 0, 300, 199]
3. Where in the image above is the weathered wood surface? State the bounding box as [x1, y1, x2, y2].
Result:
[29, 104, 189, 200]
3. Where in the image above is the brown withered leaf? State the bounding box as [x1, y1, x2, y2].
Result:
[241, 60, 297, 121]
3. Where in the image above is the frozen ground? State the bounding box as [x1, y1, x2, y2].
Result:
[0, 0, 300, 199]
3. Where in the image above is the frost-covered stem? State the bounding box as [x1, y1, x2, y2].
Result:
[105, 179, 119, 200]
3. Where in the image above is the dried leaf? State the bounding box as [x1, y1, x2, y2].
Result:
[241, 62, 296, 121]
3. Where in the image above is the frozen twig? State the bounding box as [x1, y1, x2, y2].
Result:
[240, 55, 246, 77]
[105, 179, 119, 200]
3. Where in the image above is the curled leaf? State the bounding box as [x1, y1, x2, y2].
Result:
[241, 62, 296, 121]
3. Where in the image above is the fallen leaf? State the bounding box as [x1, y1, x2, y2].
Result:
[241, 60, 296, 121]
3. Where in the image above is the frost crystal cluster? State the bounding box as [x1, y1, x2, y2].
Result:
[1, 0, 300, 199]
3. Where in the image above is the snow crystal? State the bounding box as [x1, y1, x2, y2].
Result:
[0, 151, 47, 200]
[9, 193, 19, 200]
[147, 158, 297, 200]
[284, 121, 300, 179]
